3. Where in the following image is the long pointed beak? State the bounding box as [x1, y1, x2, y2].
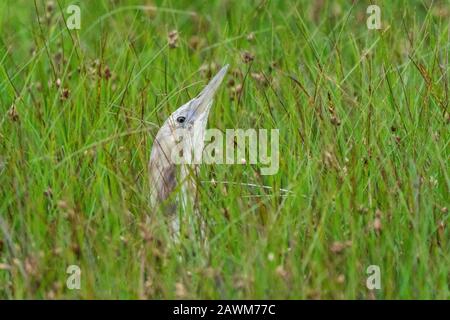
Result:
[193, 64, 229, 115]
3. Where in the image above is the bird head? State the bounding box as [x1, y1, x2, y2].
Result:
[152, 64, 229, 166]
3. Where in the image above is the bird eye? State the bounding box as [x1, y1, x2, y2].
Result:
[176, 116, 186, 124]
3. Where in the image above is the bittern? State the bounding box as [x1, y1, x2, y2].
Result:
[148, 65, 229, 237]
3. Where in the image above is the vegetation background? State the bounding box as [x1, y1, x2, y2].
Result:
[0, 0, 448, 299]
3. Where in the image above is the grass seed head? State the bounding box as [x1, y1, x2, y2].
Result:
[250, 72, 267, 86]
[103, 65, 112, 80]
[330, 241, 351, 254]
[336, 274, 345, 284]
[8, 104, 19, 122]
[373, 217, 382, 232]
[188, 35, 205, 51]
[229, 83, 243, 100]
[168, 30, 179, 49]
[241, 51, 254, 64]
[246, 32, 255, 42]
[46, 1, 55, 14]
[60, 88, 70, 101]
[44, 187, 53, 198]
[199, 62, 218, 78]
[275, 265, 288, 279]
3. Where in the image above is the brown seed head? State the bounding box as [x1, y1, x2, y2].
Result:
[241, 51, 254, 64]
[8, 105, 19, 122]
[168, 30, 179, 49]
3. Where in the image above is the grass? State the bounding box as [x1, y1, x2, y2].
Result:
[0, 0, 448, 299]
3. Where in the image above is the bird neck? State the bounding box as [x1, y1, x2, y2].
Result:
[149, 140, 198, 213]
